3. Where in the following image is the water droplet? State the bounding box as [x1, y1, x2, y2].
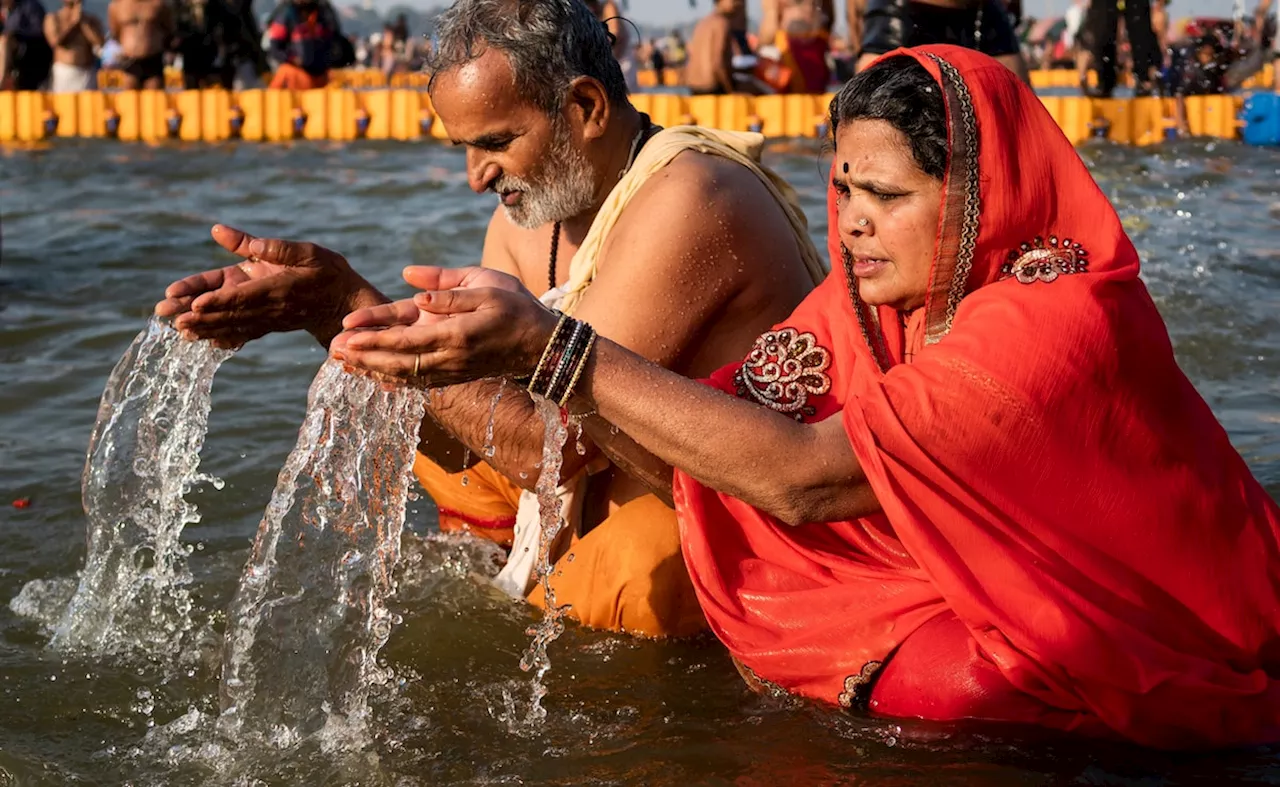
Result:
[483, 381, 507, 459]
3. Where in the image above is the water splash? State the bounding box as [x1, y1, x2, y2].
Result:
[483, 381, 506, 459]
[506, 396, 570, 729]
[217, 360, 426, 745]
[40, 317, 233, 656]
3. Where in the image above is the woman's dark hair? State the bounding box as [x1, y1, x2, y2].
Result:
[829, 56, 949, 180]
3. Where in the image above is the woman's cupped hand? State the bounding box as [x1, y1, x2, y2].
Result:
[330, 265, 559, 388]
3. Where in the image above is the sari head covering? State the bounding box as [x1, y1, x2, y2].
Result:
[673, 45, 1280, 750]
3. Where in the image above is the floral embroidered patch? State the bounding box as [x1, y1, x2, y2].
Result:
[1001, 236, 1089, 284]
[733, 328, 832, 420]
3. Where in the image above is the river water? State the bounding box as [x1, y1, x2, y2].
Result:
[1, 137, 1279, 785]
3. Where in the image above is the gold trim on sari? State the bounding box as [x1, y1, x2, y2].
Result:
[922, 53, 983, 346]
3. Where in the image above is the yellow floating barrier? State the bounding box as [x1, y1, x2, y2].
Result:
[1242, 63, 1275, 90]
[1029, 65, 1275, 91]
[1030, 69, 1100, 89]
[89, 64, 1276, 94]
[0, 88, 1253, 145]
[636, 68, 683, 89]
[200, 89, 231, 142]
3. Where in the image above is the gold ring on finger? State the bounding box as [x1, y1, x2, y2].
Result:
[413, 353, 421, 378]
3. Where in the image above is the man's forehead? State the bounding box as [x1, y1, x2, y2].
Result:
[438, 47, 521, 104]
[434, 47, 547, 138]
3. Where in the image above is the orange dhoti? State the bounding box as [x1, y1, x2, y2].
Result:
[413, 453, 707, 638]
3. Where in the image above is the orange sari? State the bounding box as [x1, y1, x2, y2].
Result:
[674, 46, 1280, 749]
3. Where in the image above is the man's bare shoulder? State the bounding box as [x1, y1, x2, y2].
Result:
[579, 148, 813, 376]
[620, 150, 790, 241]
[604, 148, 809, 291]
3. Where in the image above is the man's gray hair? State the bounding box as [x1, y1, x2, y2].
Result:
[429, 0, 629, 115]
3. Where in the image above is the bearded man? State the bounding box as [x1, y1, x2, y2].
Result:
[155, 0, 825, 638]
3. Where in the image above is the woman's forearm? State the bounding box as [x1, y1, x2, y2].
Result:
[571, 339, 878, 525]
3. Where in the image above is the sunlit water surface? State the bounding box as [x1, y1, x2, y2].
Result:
[2, 137, 1280, 785]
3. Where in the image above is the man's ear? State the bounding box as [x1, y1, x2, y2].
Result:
[563, 76, 611, 142]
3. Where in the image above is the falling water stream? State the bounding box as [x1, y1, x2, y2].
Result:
[217, 360, 426, 744]
[12, 329, 430, 779]
[111, 361, 429, 784]
[502, 396, 572, 731]
[10, 318, 234, 658]
[10, 316, 568, 770]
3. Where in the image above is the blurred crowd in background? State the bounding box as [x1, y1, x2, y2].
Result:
[1, 0, 1275, 101]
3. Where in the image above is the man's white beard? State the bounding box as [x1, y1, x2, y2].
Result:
[496, 124, 600, 230]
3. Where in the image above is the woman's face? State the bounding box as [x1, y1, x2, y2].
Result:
[833, 119, 944, 313]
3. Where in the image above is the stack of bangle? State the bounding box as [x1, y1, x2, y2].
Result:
[523, 310, 598, 407]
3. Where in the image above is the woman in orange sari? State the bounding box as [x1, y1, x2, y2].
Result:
[332, 46, 1280, 749]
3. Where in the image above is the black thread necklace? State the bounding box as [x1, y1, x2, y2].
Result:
[547, 114, 655, 291]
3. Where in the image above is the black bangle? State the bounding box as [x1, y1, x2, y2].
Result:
[557, 329, 597, 408]
[522, 314, 598, 406]
[524, 310, 569, 396]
